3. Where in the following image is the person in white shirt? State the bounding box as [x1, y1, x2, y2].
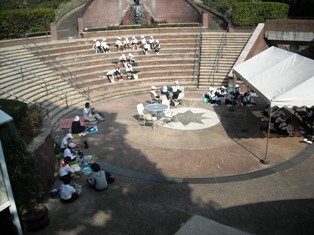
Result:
[60, 133, 74, 152]
[125, 63, 134, 79]
[92, 39, 102, 54]
[83, 102, 104, 122]
[100, 39, 110, 53]
[140, 35, 147, 49]
[63, 144, 78, 161]
[130, 36, 138, 50]
[148, 36, 155, 49]
[59, 156, 76, 179]
[119, 54, 127, 67]
[127, 53, 135, 63]
[142, 42, 150, 55]
[59, 174, 81, 203]
[115, 37, 124, 51]
[123, 37, 130, 50]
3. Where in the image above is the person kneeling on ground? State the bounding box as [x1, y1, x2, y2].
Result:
[71, 116, 87, 136]
[60, 174, 82, 203]
[87, 163, 108, 191]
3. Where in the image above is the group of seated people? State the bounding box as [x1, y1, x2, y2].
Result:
[150, 80, 183, 106]
[92, 35, 161, 55]
[105, 63, 138, 83]
[293, 106, 314, 144]
[260, 105, 306, 137]
[57, 102, 111, 203]
[203, 84, 255, 107]
[92, 39, 110, 54]
[59, 161, 111, 203]
[114, 35, 161, 55]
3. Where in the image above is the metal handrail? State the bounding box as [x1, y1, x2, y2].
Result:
[208, 27, 228, 85]
[0, 88, 49, 118]
[24, 36, 90, 100]
[0, 53, 69, 108]
[193, 24, 202, 87]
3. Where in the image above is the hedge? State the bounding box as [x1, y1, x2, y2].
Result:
[0, 8, 55, 39]
[232, 2, 289, 27]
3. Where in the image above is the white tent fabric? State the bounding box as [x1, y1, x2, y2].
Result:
[233, 46, 314, 108]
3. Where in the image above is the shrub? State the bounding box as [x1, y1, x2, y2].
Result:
[232, 2, 289, 27]
[0, 8, 55, 39]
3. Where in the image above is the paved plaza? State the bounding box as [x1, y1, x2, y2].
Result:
[35, 91, 314, 235]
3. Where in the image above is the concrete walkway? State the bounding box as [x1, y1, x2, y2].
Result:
[32, 91, 314, 235]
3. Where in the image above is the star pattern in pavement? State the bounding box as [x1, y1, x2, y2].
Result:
[176, 110, 210, 126]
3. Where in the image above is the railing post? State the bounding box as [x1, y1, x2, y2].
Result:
[45, 81, 48, 95]
[65, 94, 68, 108]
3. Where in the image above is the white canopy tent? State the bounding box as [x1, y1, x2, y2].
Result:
[233, 46, 314, 163]
[233, 46, 314, 108]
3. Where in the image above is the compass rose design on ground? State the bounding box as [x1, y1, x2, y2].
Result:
[163, 108, 221, 130]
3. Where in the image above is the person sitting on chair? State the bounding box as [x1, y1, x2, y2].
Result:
[150, 86, 160, 99]
[161, 86, 170, 100]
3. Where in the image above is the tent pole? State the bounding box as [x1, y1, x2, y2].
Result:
[261, 106, 272, 164]
[241, 101, 248, 132]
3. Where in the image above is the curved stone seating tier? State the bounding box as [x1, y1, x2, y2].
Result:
[0, 28, 251, 132]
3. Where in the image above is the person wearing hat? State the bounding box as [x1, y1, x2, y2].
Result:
[63, 142, 80, 161]
[71, 116, 87, 135]
[115, 37, 124, 51]
[101, 38, 110, 53]
[127, 52, 135, 64]
[234, 84, 241, 104]
[119, 54, 127, 67]
[148, 36, 155, 50]
[92, 39, 102, 54]
[171, 85, 182, 105]
[140, 35, 147, 49]
[123, 37, 130, 50]
[125, 62, 134, 80]
[60, 133, 74, 152]
[153, 39, 160, 54]
[130, 36, 138, 50]
[87, 163, 108, 191]
[150, 86, 160, 101]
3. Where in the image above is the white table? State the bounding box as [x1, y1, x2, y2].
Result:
[144, 104, 172, 125]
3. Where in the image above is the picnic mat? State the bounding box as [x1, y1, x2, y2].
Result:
[60, 117, 86, 129]
[251, 111, 264, 118]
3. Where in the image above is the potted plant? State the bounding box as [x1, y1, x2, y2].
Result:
[0, 100, 49, 232]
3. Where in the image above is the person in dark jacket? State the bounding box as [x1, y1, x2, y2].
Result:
[71, 116, 86, 136]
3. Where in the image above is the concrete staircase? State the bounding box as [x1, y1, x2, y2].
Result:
[198, 31, 252, 90]
[0, 46, 88, 129]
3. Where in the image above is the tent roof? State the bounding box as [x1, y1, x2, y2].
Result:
[233, 46, 314, 108]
